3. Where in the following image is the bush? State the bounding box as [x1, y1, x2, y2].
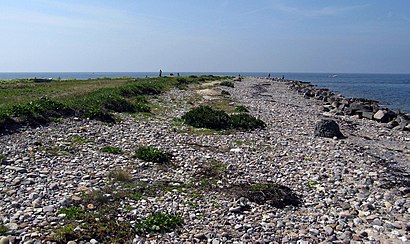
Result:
[135, 212, 183, 233]
[135, 147, 171, 164]
[229, 113, 266, 130]
[181, 106, 230, 130]
[182, 106, 265, 131]
[220, 81, 234, 88]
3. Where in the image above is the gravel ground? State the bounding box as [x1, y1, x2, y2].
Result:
[0, 77, 409, 243]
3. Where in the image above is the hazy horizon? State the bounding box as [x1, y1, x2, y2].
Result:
[1, 0, 409, 73]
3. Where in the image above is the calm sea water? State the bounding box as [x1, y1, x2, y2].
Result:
[0, 72, 409, 113]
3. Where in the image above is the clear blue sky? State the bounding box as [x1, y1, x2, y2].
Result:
[1, 0, 409, 73]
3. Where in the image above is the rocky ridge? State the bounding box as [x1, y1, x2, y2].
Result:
[0, 77, 409, 243]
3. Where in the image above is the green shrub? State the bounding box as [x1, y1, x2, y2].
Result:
[229, 113, 266, 130]
[235, 105, 249, 113]
[58, 207, 85, 220]
[181, 106, 230, 130]
[135, 147, 171, 164]
[101, 146, 123, 154]
[220, 81, 234, 88]
[134, 103, 151, 113]
[0, 224, 8, 235]
[135, 212, 183, 233]
[182, 106, 265, 131]
[6, 97, 70, 125]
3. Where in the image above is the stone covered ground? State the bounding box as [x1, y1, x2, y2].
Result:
[0, 77, 409, 243]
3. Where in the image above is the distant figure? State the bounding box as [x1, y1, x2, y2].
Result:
[282, 75, 285, 80]
[177, 73, 180, 77]
[159, 69, 162, 77]
[145, 75, 148, 78]
[268, 73, 271, 78]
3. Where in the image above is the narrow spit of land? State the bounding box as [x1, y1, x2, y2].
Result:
[0, 77, 409, 243]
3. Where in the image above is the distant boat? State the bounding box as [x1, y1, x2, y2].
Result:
[329, 74, 338, 78]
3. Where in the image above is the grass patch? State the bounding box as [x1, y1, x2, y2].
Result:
[0, 75, 230, 133]
[135, 212, 183, 234]
[108, 169, 132, 182]
[135, 146, 171, 164]
[220, 81, 234, 88]
[101, 146, 123, 154]
[51, 217, 134, 243]
[58, 207, 85, 220]
[0, 224, 8, 235]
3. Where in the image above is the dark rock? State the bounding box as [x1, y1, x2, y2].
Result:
[314, 119, 344, 139]
[361, 111, 374, 120]
[386, 120, 399, 129]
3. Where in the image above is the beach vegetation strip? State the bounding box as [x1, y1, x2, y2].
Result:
[0, 75, 230, 133]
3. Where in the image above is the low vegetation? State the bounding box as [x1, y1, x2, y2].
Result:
[182, 106, 231, 130]
[101, 146, 123, 154]
[135, 146, 171, 164]
[181, 105, 266, 131]
[0, 224, 8, 235]
[220, 81, 235, 88]
[229, 113, 266, 130]
[0, 75, 229, 133]
[135, 212, 183, 234]
[58, 207, 85, 220]
[235, 105, 249, 113]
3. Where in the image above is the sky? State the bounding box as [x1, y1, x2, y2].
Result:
[0, 0, 409, 73]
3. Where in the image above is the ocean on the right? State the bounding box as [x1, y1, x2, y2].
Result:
[276, 73, 410, 113]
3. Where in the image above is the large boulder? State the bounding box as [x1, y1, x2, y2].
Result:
[314, 119, 344, 139]
[373, 109, 396, 123]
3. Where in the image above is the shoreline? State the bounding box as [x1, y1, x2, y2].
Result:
[281, 78, 410, 131]
[0, 77, 409, 242]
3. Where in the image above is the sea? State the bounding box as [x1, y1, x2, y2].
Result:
[0, 72, 409, 113]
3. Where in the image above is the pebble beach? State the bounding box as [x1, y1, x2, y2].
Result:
[1, 77, 409, 243]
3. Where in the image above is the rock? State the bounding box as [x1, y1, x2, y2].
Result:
[0, 237, 10, 244]
[386, 120, 399, 129]
[42, 205, 54, 213]
[314, 119, 344, 139]
[324, 226, 334, 235]
[5, 222, 18, 230]
[373, 109, 396, 123]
